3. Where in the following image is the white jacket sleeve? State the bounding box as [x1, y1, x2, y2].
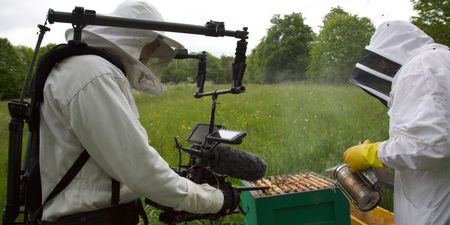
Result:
[379, 52, 450, 171]
[61, 73, 223, 213]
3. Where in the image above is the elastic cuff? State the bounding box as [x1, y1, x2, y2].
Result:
[377, 141, 389, 167]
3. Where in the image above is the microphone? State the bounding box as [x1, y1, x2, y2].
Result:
[205, 145, 267, 181]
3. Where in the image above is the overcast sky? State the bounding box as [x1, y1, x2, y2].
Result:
[0, 0, 416, 56]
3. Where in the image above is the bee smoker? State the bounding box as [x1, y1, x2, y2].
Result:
[326, 164, 393, 211]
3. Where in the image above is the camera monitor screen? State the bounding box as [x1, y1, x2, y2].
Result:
[186, 123, 223, 144]
[213, 130, 242, 140]
[206, 129, 247, 144]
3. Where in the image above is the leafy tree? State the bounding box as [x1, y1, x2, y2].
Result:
[0, 38, 24, 100]
[246, 13, 315, 83]
[15, 45, 33, 66]
[307, 7, 375, 83]
[411, 0, 450, 46]
[15, 46, 34, 93]
[245, 48, 265, 83]
[0, 41, 59, 100]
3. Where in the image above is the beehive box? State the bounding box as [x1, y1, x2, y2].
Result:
[241, 172, 350, 225]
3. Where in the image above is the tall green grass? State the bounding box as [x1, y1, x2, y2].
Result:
[135, 83, 389, 175]
[0, 83, 391, 224]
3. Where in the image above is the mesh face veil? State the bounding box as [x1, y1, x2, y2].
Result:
[350, 49, 402, 106]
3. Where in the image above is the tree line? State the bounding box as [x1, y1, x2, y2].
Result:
[1, 0, 447, 100]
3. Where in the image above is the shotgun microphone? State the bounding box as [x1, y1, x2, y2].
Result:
[205, 145, 267, 181]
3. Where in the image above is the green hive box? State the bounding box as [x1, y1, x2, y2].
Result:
[241, 174, 350, 225]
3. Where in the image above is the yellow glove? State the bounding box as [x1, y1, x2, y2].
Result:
[343, 140, 384, 172]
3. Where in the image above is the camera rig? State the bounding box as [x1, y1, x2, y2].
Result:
[144, 48, 252, 224]
[3, 6, 268, 225]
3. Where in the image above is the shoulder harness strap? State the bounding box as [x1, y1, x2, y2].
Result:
[29, 41, 124, 222]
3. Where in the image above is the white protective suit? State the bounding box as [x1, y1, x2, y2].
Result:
[369, 21, 450, 224]
[40, 0, 223, 221]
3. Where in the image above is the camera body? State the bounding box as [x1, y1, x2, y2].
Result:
[181, 123, 246, 184]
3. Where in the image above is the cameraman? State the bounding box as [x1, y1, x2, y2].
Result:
[39, 0, 238, 224]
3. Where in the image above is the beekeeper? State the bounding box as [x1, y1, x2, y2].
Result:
[343, 21, 450, 225]
[38, 1, 238, 224]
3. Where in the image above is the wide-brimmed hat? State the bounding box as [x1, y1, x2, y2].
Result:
[65, 0, 183, 95]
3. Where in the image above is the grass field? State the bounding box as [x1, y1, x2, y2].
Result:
[0, 83, 391, 224]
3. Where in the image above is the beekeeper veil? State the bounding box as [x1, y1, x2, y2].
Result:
[65, 0, 183, 95]
[349, 21, 434, 106]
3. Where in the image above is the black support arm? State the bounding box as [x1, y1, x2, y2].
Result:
[47, 7, 248, 40]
